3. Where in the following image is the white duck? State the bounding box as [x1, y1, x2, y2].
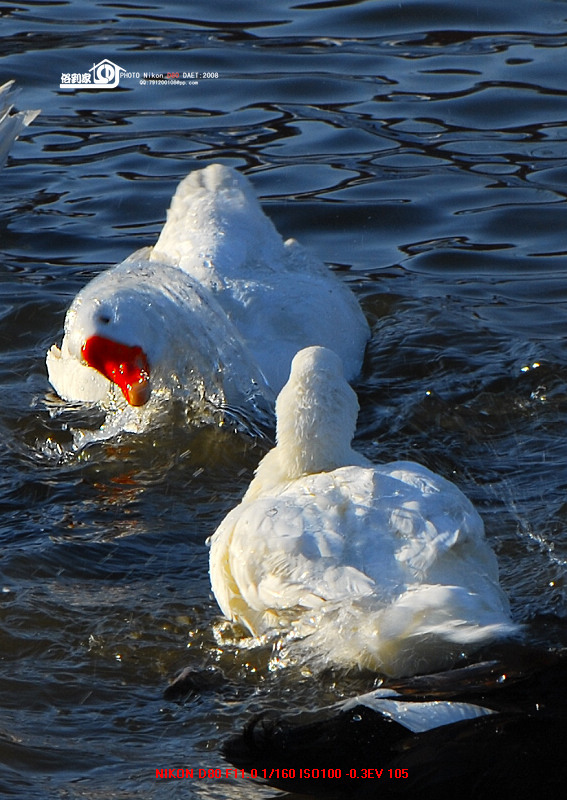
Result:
[46, 164, 369, 422]
[209, 346, 517, 677]
[0, 81, 39, 169]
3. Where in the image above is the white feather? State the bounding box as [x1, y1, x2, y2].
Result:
[0, 81, 39, 169]
[343, 688, 495, 733]
[209, 346, 518, 677]
[47, 165, 369, 422]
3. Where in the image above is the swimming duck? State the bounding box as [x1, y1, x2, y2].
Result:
[46, 165, 369, 422]
[209, 346, 517, 677]
[0, 81, 39, 169]
[223, 645, 566, 799]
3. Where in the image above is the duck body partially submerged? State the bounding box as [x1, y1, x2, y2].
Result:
[223, 646, 566, 799]
[47, 165, 369, 425]
[210, 347, 517, 677]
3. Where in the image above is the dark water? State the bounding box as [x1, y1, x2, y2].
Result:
[1, 0, 567, 797]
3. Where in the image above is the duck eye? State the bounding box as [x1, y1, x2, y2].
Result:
[98, 313, 111, 325]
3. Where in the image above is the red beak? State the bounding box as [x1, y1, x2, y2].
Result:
[81, 335, 151, 406]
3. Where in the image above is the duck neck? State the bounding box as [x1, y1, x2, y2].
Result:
[274, 376, 360, 478]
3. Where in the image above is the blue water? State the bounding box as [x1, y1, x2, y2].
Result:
[1, 1, 567, 797]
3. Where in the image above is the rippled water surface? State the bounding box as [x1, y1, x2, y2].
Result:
[2, 1, 567, 797]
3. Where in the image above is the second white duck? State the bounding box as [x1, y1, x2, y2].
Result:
[209, 346, 517, 677]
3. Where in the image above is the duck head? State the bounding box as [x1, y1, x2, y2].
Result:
[62, 262, 166, 407]
[275, 346, 360, 475]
